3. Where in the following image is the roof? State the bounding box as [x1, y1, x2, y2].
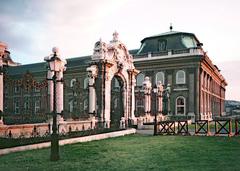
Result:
[141, 31, 200, 43]
[6, 56, 92, 75]
[5, 31, 201, 75]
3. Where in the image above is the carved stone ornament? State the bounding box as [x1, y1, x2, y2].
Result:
[87, 65, 98, 78]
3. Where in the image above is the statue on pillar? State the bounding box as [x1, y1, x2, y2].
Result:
[165, 84, 171, 115]
[143, 76, 152, 121]
[156, 81, 164, 120]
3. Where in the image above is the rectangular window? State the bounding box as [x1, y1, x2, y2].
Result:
[34, 87, 40, 92]
[14, 101, 19, 114]
[14, 85, 20, 93]
[35, 100, 40, 114]
[24, 101, 30, 111]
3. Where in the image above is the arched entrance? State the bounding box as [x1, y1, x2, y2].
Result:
[110, 76, 124, 127]
[87, 32, 139, 128]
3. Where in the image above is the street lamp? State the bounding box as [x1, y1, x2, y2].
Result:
[45, 47, 65, 161]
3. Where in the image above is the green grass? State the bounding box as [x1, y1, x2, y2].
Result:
[0, 134, 240, 171]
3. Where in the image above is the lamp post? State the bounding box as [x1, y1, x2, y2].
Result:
[51, 66, 59, 161]
[45, 47, 66, 161]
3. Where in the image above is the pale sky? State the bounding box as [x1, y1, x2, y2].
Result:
[0, 0, 240, 101]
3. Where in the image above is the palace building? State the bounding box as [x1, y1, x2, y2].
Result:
[1, 30, 227, 124]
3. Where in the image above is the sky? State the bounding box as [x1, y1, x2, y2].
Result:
[0, 0, 240, 101]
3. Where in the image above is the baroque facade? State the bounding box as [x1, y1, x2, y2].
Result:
[1, 30, 227, 124]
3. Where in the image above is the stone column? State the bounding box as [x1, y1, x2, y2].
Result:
[56, 71, 64, 114]
[143, 77, 152, 118]
[156, 81, 164, 118]
[0, 42, 7, 124]
[87, 65, 98, 116]
[47, 70, 54, 112]
[104, 78, 111, 128]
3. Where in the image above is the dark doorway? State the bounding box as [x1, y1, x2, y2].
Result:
[110, 76, 124, 128]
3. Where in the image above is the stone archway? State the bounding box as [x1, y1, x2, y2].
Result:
[87, 32, 139, 128]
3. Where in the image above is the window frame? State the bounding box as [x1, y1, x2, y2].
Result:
[136, 73, 145, 87]
[176, 70, 186, 84]
[70, 78, 76, 87]
[175, 96, 186, 115]
[155, 71, 165, 85]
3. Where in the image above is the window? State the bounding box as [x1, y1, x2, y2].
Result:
[158, 39, 167, 51]
[24, 100, 30, 111]
[136, 73, 145, 87]
[14, 85, 20, 93]
[155, 72, 165, 85]
[181, 36, 197, 48]
[176, 70, 186, 84]
[69, 100, 74, 113]
[14, 101, 19, 114]
[176, 96, 185, 115]
[34, 87, 40, 92]
[84, 78, 89, 89]
[35, 100, 40, 114]
[70, 79, 76, 87]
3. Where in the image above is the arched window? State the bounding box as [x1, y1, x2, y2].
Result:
[175, 96, 185, 115]
[70, 79, 76, 87]
[176, 70, 186, 84]
[155, 72, 165, 85]
[136, 73, 145, 87]
[84, 78, 89, 89]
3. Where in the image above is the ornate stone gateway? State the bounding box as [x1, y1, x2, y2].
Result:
[87, 32, 139, 128]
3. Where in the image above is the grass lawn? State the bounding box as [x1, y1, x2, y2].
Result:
[0, 134, 240, 171]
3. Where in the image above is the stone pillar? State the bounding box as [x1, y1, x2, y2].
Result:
[143, 77, 152, 118]
[104, 78, 111, 128]
[128, 69, 139, 125]
[0, 42, 7, 124]
[56, 71, 64, 114]
[130, 75, 136, 120]
[156, 81, 164, 118]
[47, 70, 54, 112]
[87, 65, 98, 116]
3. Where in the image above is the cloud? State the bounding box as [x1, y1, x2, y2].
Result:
[216, 61, 240, 101]
[0, 0, 129, 63]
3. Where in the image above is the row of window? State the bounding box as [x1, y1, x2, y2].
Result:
[136, 70, 186, 86]
[69, 99, 88, 113]
[6, 86, 41, 94]
[14, 100, 40, 114]
[136, 96, 186, 115]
